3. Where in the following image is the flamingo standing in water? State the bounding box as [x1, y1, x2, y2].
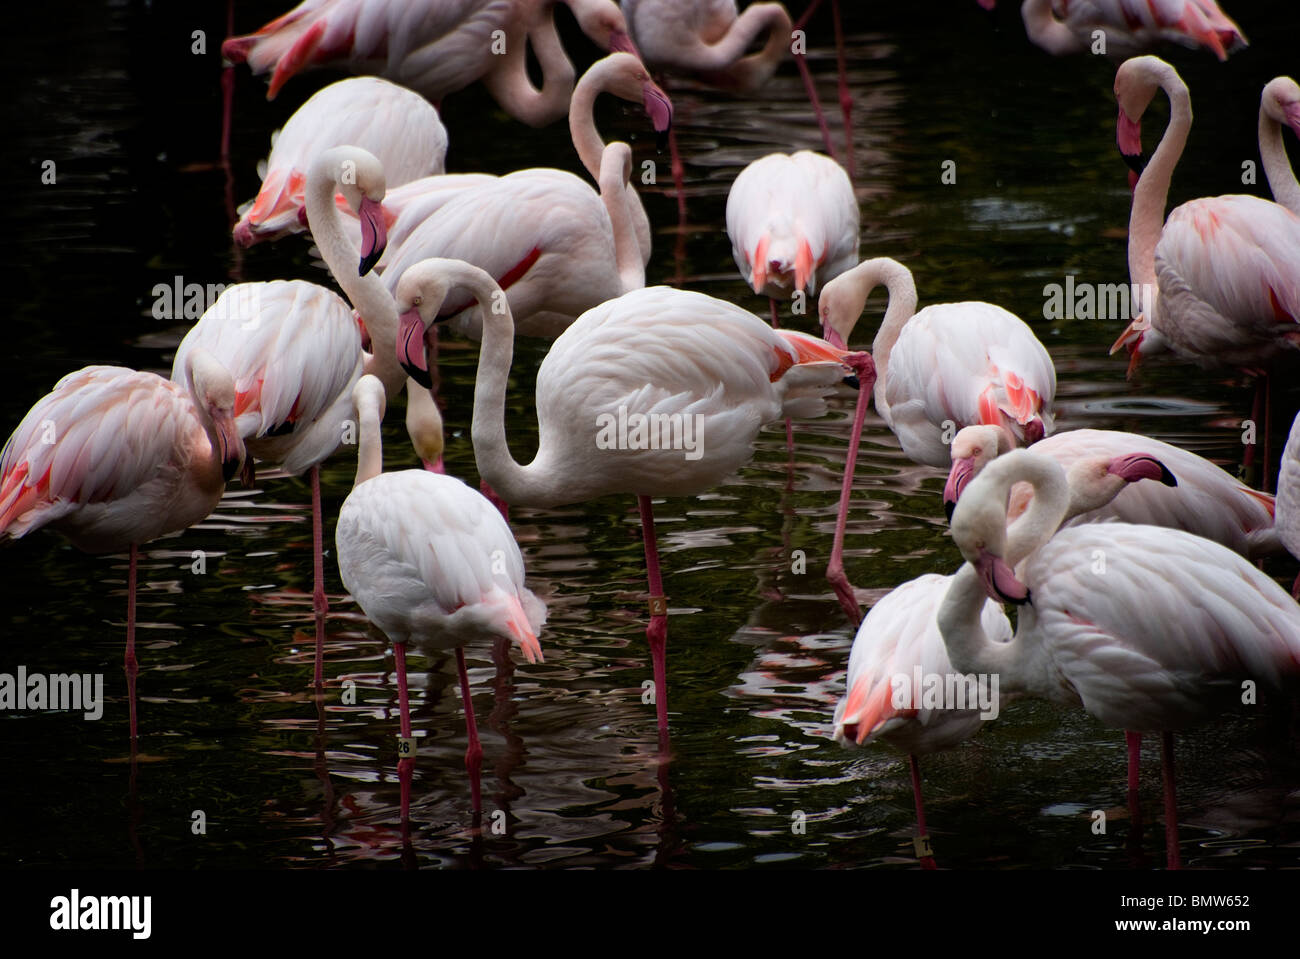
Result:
[944, 425, 1277, 558]
[1259, 76, 1300, 215]
[223, 0, 636, 123]
[0, 355, 245, 739]
[394, 258, 873, 745]
[817, 256, 1055, 620]
[940, 449, 1300, 868]
[977, 0, 1246, 59]
[834, 450, 1175, 867]
[174, 146, 409, 688]
[232, 76, 448, 246]
[1109, 57, 1300, 490]
[336, 374, 544, 824]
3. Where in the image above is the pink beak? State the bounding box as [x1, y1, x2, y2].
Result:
[1108, 453, 1177, 487]
[397, 308, 431, 388]
[358, 197, 388, 275]
[975, 548, 1028, 605]
[944, 457, 976, 519]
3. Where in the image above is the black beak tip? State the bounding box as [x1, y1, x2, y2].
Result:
[222, 458, 240, 483]
[842, 373, 860, 390]
[402, 363, 433, 391]
[1121, 150, 1147, 175]
[1159, 463, 1178, 487]
[656, 131, 669, 153]
[358, 251, 381, 276]
[943, 499, 956, 523]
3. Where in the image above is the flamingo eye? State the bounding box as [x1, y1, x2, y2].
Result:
[413, 296, 423, 307]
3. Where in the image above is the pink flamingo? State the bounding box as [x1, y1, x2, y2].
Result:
[336, 374, 544, 825]
[1109, 57, 1300, 490]
[394, 258, 874, 746]
[945, 425, 1277, 559]
[726, 150, 859, 322]
[175, 146, 408, 688]
[0, 355, 245, 739]
[817, 256, 1055, 620]
[977, 0, 1246, 59]
[1276, 411, 1300, 597]
[835, 450, 1175, 867]
[1259, 76, 1300, 215]
[223, 0, 635, 124]
[941, 449, 1300, 868]
[232, 76, 448, 246]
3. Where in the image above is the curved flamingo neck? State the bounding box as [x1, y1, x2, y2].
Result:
[569, 58, 616, 181]
[305, 152, 405, 397]
[1260, 101, 1300, 215]
[706, 5, 790, 89]
[483, 1, 576, 127]
[1021, 0, 1084, 55]
[354, 394, 384, 487]
[831, 258, 917, 422]
[598, 143, 644, 291]
[1128, 70, 1192, 294]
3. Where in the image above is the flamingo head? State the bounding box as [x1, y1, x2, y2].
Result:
[319, 147, 389, 275]
[1262, 76, 1300, 141]
[394, 259, 474, 390]
[595, 53, 673, 137]
[1109, 315, 1148, 380]
[818, 266, 874, 351]
[1063, 453, 1177, 518]
[1114, 57, 1174, 178]
[565, 0, 636, 57]
[187, 348, 245, 483]
[943, 426, 1005, 520]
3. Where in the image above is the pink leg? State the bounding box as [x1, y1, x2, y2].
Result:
[826, 354, 874, 626]
[832, 0, 854, 182]
[455, 647, 484, 818]
[638, 495, 670, 751]
[667, 124, 687, 224]
[311, 465, 327, 690]
[909, 754, 937, 869]
[769, 300, 795, 452]
[126, 544, 139, 743]
[394, 642, 413, 834]
[791, 0, 837, 162]
[479, 480, 510, 522]
[1126, 730, 1143, 837]
[1161, 731, 1181, 870]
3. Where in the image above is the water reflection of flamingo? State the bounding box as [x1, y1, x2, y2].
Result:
[336, 375, 545, 825]
[942, 450, 1300, 868]
[396, 260, 872, 747]
[0, 356, 244, 741]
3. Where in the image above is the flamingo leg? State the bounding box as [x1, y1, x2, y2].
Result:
[638, 495, 670, 751]
[1161, 731, 1181, 870]
[479, 480, 511, 522]
[827, 356, 872, 626]
[311, 464, 327, 689]
[791, 0, 837, 162]
[831, 0, 854, 181]
[909, 755, 937, 869]
[667, 124, 687, 223]
[768, 300, 796, 452]
[394, 642, 413, 835]
[126, 543, 139, 743]
[456, 647, 484, 819]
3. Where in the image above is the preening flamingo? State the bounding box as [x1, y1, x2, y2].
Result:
[224, 0, 635, 125]
[978, 0, 1246, 59]
[1109, 57, 1300, 489]
[945, 425, 1276, 559]
[232, 76, 447, 246]
[1259, 76, 1300, 215]
[940, 449, 1300, 868]
[405, 380, 447, 474]
[0, 355, 245, 739]
[834, 450, 1174, 867]
[394, 258, 873, 744]
[175, 145, 408, 688]
[336, 374, 544, 823]
[726, 150, 859, 313]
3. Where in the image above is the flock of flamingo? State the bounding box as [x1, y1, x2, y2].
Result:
[4, 0, 1300, 870]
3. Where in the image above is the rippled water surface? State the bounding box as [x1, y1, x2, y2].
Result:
[3, 0, 1300, 871]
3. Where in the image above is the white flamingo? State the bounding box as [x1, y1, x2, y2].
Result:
[394, 258, 873, 743]
[336, 374, 544, 822]
[940, 449, 1300, 868]
[1275, 411, 1300, 597]
[1259, 76, 1300, 216]
[0, 354, 244, 739]
[232, 76, 447, 246]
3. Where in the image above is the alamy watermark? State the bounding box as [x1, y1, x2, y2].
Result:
[0, 666, 103, 720]
[891, 666, 1000, 720]
[1042, 276, 1155, 322]
[595, 406, 704, 461]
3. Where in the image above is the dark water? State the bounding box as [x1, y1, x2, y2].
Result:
[2, 0, 1300, 872]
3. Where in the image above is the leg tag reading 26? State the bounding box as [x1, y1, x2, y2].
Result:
[397, 736, 417, 758]
[913, 835, 933, 859]
[647, 595, 668, 617]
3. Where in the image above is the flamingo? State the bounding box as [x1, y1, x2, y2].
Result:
[817, 256, 1055, 621]
[945, 425, 1277, 559]
[336, 374, 544, 824]
[622, 0, 853, 173]
[1109, 57, 1300, 490]
[232, 76, 448, 246]
[174, 145, 408, 688]
[834, 450, 1176, 867]
[726, 150, 859, 322]
[1259, 76, 1300, 215]
[1276, 411, 1300, 597]
[223, 0, 635, 125]
[0, 355, 245, 740]
[405, 380, 446, 474]
[977, 0, 1246, 59]
[940, 448, 1300, 868]
[394, 258, 874, 744]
